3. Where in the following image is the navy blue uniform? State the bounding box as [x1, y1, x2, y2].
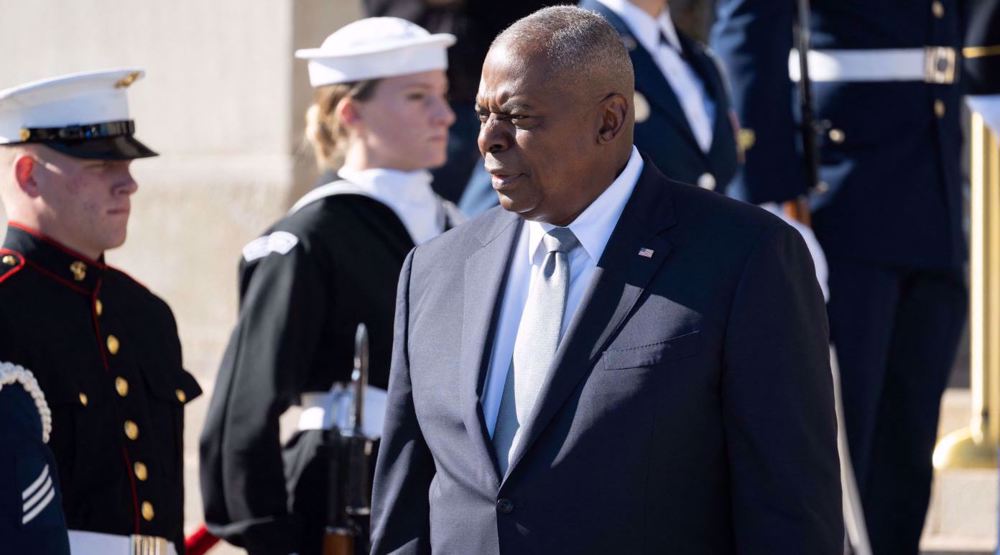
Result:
[712, 1, 971, 551]
[583, 0, 738, 194]
[0, 371, 70, 555]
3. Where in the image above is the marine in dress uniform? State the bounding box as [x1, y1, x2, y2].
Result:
[0, 69, 202, 555]
[711, 2, 983, 551]
[0, 362, 70, 555]
[199, 18, 459, 555]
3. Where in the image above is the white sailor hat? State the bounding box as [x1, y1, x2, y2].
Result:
[295, 17, 456, 87]
[0, 68, 156, 160]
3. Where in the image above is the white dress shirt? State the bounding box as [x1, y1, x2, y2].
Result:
[481, 147, 645, 436]
[337, 167, 444, 245]
[597, 0, 715, 152]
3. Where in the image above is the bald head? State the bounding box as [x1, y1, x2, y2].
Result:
[492, 6, 634, 107]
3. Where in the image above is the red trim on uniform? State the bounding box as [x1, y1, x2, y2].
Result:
[7, 221, 107, 268]
[89, 278, 142, 533]
[89, 280, 111, 372]
[23, 258, 92, 295]
[119, 447, 142, 533]
[0, 248, 26, 284]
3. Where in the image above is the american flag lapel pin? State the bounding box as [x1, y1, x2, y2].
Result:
[638, 247, 655, 258]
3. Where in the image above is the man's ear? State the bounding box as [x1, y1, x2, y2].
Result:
[597, 92, 629, 144]
[13, 154, 40, 198]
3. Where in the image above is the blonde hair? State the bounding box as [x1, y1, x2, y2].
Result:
[304, 80, 380, 171]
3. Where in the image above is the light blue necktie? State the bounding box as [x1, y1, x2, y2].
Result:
[492, 227, 579, 475]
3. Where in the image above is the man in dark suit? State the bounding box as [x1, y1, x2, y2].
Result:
[460, 0, 739, 217]
[371, 6, 842, 554]
[710, 1, 989, 551]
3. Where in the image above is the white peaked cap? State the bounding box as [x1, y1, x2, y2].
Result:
[0, 69, 142, 144]
[0, 68, 155, 159]
[295, 17, 456, 87]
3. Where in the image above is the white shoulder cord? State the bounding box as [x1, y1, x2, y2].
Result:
[0, 362, 52, 443]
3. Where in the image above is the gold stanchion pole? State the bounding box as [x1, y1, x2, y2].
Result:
[933, 113, 1000, 470]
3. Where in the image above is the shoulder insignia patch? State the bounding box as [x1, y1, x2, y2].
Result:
[242, 231, 300, 263]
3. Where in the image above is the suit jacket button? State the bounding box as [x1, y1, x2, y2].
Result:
[496, 498, 514, 514]
[697, 173, 716, 190]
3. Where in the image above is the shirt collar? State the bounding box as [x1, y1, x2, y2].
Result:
[595, 0, 683, 53]
[337, 167, 436, 206]
[337, 167, 442, 244]
[526, 146, 644, 265]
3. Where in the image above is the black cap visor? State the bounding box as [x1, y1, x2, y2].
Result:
[16, 119, 157, 160]
[42, 135, 158, 160]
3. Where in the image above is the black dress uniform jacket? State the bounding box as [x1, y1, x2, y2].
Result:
[0, 372, 70, 554]
[0, 223, 202, 552]
[200, 192, 435, 554]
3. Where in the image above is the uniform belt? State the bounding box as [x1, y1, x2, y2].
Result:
[68, 530, 176, 555]
[789, 47, 958, 84]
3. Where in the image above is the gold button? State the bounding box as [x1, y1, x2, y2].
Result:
[738, 128, 756, 152]
[141, 501, 154, 521]
[934, 99, 946, 118]
[78, 392, 88, 407]
[828, 128, 846, 143]
[134, 461, 148, 481]
[95, 299, 103, 316]
[124, 420, 139, 440]
[932, 0, 944, 18]
[175, 389, 187, 403]
[107, 335, 120, 355]
[115, 376, 129, 397]
[69, 261, 86, 281]
[2, 255, 15, 265]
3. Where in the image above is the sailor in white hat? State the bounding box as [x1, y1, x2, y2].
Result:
[200, 17, 460, 555]
[0, 68, 201, 555]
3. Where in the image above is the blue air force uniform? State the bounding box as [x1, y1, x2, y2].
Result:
[0, 365, 70, 555]
[711, 1, 976, 551]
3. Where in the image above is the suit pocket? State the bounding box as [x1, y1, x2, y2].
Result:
[601, 330, 702, 371]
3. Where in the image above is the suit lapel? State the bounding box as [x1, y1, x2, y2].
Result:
[504, 164, 678, 478]
[460, 209, 521, 485]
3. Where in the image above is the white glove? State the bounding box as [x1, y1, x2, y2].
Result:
[759, 202, 829, 302]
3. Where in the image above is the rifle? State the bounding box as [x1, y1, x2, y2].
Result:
[786, 0, 822, 226]
[323, 324, 380, 555]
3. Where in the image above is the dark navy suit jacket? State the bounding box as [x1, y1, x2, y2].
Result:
[371, 161, 842, 554]
[711, 0, 968, 269]
[583, 0, 739, 193]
